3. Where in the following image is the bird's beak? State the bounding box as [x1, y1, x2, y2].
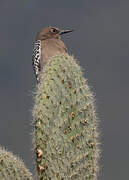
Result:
[59, 29, 74, 35]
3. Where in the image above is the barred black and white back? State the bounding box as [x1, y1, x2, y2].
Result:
[32, 40, 41, 83]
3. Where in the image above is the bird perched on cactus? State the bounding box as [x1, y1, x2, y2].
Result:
[32, 26, 74, 83]
[32, 26, 100, 180]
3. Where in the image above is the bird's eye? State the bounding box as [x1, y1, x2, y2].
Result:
[51, 28, 58, 33]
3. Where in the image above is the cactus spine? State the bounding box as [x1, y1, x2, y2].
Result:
[0, 147, 32, 180]
[33, 54, 100, 180]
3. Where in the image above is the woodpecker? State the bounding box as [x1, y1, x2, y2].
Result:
[32, 26, 74, 83]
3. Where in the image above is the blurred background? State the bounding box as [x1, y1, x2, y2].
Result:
[0, 0, 129, 179]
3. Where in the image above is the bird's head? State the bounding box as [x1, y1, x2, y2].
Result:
[36, 26, 74, 40]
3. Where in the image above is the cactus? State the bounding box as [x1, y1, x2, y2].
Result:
[33, 54, 100, 180]
[0, 147, 32, 180]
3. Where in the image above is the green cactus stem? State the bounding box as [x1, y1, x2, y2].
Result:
[0, 146, 32, 180]
[33, 54, 100, 180]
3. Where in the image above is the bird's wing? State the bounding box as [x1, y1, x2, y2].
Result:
[32, 40, 41, 83]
